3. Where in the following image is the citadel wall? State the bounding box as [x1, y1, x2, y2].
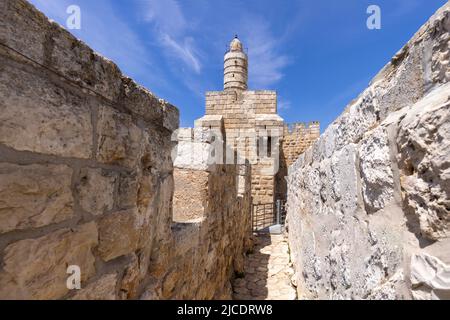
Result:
[0, 0, 252, 300]
[147, 128, 253, 299]
[286, 3, 450, 300]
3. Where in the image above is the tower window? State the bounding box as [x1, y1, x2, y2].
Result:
[257, 136, 273, 158]
[268, 136, 272, 157]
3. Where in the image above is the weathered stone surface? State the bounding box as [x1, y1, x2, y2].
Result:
[232, 234, 297, 300]
[50, 29, 123, 102]
[71, 273, 118, 300]
[367, 270, 406, 300]
[429, 5, 450, 84]
[117, 172, 138, 209]
[287, 3, 450, 300]
[0, 0, 48, 65]
[173, 168, 208, 222]
[331, 143, 359, 215]
[97, 209, 142, 261]
[0, 63, 93, 158]
[397, 84, 450, 240]
[121, 77, 163, 123]
[0, 0, 182, 301]
[359, 126, 395, 213]
[0, 163, 74, 234]
[411, 253, 450, 300]
[77, 168, 116, 216]
[173, 140, 215, 171]
[96, 106, 142, 168]
[162, 100, 180, 132]
[0, 222, 97, 299]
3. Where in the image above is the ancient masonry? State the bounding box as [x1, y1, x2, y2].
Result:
[0, 0, 449, 301]
[193, 36, 320, 210]
[287, 3, 450, 299]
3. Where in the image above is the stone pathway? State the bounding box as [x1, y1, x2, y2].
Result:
[232, 234, 297, 300]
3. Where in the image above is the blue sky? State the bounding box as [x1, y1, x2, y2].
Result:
[29, 0, 446, 130]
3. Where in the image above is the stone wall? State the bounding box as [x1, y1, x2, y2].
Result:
[287, 3, 450, 300]
[0, 0, 252, 300]
[276, 122, 320, 201]
[143, 128, 253, 299]
[0, 0, 179, 300]
[282, 122, 320, 167]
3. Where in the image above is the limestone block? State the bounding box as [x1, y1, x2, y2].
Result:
[195, 115, 224, 129]
[173, 141, 217, 171]
[142, 127, 174, 174]
[411, 253, 450, 300]
[367, 270, 405, 300]
[71, 273, 118, 300]
[120, 77, 164, 123]
[0, 63, 93, 158]
[429, 5, 450, 84]
[176, 128, 193, 141]
[76, 168, 116, 216]
[117, 172, 138, 209]
[162, 100, 180, 132]
[97, 209, 143, 261]
[119, 248, 152, 299]
[0, 163, 74, 234]
[331, 144, 359, 215]
[0, 0, 47, 65]
[359, 126, 394, 213]
[50, 28, 122, 102]
[173, 169, 208, 222]
[0, 222, 98, 299]
[333, 88, 379, 151]
[375, 44, 424, 121]
[397, 84, 450, 240]
[96, 105, 142, 168]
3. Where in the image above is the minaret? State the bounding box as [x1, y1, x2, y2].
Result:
[224, 35, 248, 91]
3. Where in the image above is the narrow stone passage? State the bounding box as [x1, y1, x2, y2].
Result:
[232, 234, 297, 300]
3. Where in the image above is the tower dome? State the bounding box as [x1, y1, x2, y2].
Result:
[229, 36, 243, 52]
[224, 35, 248, 91]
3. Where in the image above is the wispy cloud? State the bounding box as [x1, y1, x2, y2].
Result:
[278, 98, 292, 111]
[142, 0, 202, 74]
[161, 35, 202, 74]
[240, 16, 290, 88]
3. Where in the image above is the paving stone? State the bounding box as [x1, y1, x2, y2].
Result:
[232, 234, 297, 300]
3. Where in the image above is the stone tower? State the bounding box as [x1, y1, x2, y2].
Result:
[195, 35, 284, 221]
[224, 36, 248, 91]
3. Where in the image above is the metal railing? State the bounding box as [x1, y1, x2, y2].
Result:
[251, 199, 286, 233]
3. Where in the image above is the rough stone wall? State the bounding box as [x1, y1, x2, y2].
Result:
[287, 3, 450, 300]
[282, 122, 320, 167]
[0, 0, 179, 300]
[276, 122, 320, 201]
[143, 129, 253, 299]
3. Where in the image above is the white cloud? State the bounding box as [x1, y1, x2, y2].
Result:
[278, 99, 292, 111]
[240, 16, 290, 88]
[143, 0, 202, 74]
